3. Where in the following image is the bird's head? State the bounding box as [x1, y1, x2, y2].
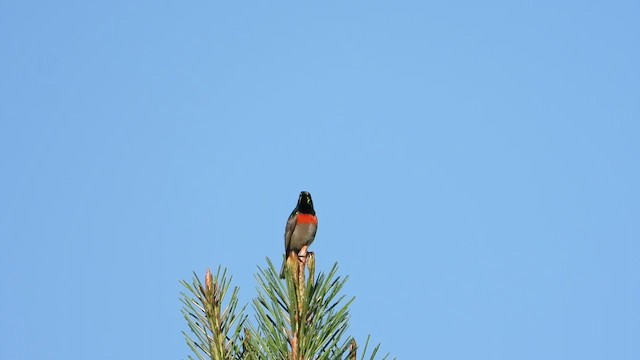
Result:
[296, 191, 315, 215]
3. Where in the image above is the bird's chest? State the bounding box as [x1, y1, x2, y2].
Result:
[292, 223, 317, 244]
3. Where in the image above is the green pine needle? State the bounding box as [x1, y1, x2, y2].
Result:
[181, 259, 393, 359]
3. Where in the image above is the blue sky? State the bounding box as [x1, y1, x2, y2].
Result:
[1, 1, 638, 359]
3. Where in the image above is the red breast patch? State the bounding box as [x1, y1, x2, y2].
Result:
[297, 214, 318, 224]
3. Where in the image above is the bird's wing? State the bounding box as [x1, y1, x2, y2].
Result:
[284, 209, 298, 252]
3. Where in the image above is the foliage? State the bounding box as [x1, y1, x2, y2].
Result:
[180, 256, 393, 360]
[180, 268, 247, 360]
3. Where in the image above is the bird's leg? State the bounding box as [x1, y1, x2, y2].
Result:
[297, 245, 309, 262]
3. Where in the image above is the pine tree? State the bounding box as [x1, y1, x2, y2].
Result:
[180, 253, 393, 360]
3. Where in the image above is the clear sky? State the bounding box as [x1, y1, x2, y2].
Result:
[1, 1, 638, 359]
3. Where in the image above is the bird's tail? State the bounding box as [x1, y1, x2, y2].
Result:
[279, 254, 287, 279]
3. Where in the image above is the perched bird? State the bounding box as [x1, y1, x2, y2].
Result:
[280, 191, 318, 279]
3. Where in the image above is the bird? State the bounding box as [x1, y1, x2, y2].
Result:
[280, 191, 318, 279]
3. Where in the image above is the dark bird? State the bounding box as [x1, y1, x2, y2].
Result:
[280, 191, 318, 279]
